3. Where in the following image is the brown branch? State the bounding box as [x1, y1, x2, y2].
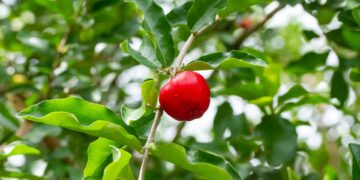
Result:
[170, 16, 221, 77]
[45, 27, 72, 99]
[233, 4, 284, 49]
[138, 108, 163, 180]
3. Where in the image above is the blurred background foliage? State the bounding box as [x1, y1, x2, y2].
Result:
[0, 0, 360, 179]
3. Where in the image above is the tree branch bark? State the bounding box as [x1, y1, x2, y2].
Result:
[233, 4, 284, 49]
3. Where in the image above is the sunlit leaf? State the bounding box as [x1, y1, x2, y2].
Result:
[150, 143, 241, 180]
[0, 143, 40, 160]
[103, 146, 133, 180]
[84, 138, 118, 179]
[184, 50, 268, 71]
[0, 170, 44, 180]
[278, 94, 330, 112]
[18, 97, 142, 151]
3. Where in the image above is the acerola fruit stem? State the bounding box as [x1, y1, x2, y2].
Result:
[159, 71, 210, 121]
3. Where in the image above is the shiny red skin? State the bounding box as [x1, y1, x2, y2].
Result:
[159, 71, 210, 121]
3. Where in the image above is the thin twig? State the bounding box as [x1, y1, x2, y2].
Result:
[45, 27, 72, 99]
[172, 122, 186, 142]
[138, 108, 163, 180]
[138, 16, 222, 180]
[233, 4, 284, 49]
[171, 16, 221, 77]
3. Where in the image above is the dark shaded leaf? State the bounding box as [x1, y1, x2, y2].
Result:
[219, 0, 271, 17]
[166, 2, 193, 27]
[278, 84, 308, 104]
[130, 0, 175, 66]
[187, 0, 226, 32]
[287, 51, 329, 76]
[350, 67, 360, 82]
[349, 143, 360, 180]
[330, 70, 348, 107]
[255, 115, 297, 166]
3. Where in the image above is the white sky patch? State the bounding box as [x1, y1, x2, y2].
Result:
[0, 3, 10, 19]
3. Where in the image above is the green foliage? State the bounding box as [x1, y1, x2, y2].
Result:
[0, 0, 359, 179]
[255, 115, 297, 166]
[128, 0, 175, 66]
[18, 97, 142, 151]
[185, 49, 268, 71]
[0, 143, 40, 160]
[84, 138, 119, 179]
[186, 0, 226, 32]
[350, 143, 360, 179]
[150, 143, 241, 180]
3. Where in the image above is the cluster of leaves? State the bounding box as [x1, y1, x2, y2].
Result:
[0, 0, 360, 179]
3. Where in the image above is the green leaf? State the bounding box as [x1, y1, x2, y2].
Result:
[286, 52, 329, 76]
[34, 0, 73, 20]
[258, 64, 280, 96]
[255, 115, 297, 166]
[184, 50, 268, 71]
[213, 102, 233, 139]
[18, 97, 142, 151]
[122, 79, 158, 128]
[286, 167, 301, 180]
[353, 6, 360, 26]
[84, 138, 118, 179]
[122, 38, 162, 69]
[129, 0, 175, 66]
[277, 0, 300, 6]
[219, 0, 271, 17]
[339, 10, 359, 29]
[349, 143, 360, 180]
[0, 170, 44, 180]
[103, 146, 133, 180]
[0, 143, 40, 160]
[150, 143, 241, 180]
[229, 135, 257, 161]
[166, 2, 193, 26]
[278, 84, 308, 104]
[55, 0, 73, 19]
[330, 70, 348, 107]
[186, 0, 226, 32]
[316, 7, 335, 25]
[342, 27, 360, 51]
[350, 67, 360, 82]
[219, 83, 267, 101]
[278, 94, 330, 112]
[0, 101, 20, 131]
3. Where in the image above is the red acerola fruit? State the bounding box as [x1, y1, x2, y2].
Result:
[159, 71, 210, 121]
[240, 17, 252, 29]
